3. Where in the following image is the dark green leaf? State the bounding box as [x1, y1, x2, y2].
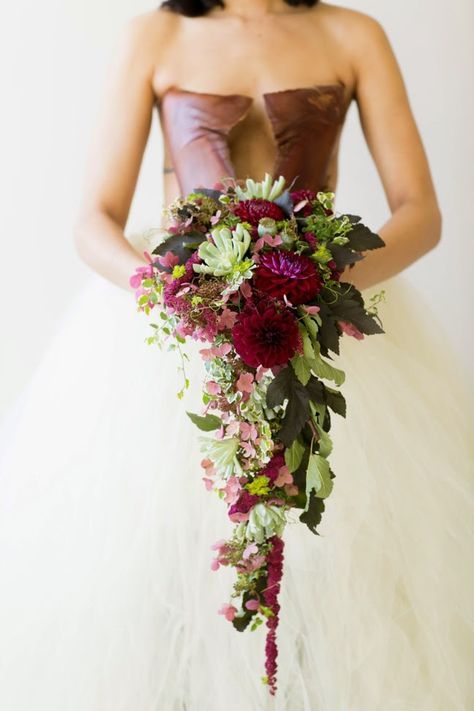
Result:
[324, 387, 346, 418]
[328, 244, 365, 269]
[192, 187, 223, 200]
[316, 303, 340, 355]
[305, 376, 346, 418]
[330, 298, 384, 335]
[266, 367, 310, 446]
[151, 232, 206, 266]
[342, 213, 362, 225]
[299, 491, 326, 535]
[266, 366, 296, 408]
[345, 222, 385, 251]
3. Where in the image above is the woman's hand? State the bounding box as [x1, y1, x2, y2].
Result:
[339, 11, 442, 291]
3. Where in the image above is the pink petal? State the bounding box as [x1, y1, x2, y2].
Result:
[206, 381, 221, 395]
[245, 598, 260, 611]
[240, 280, 253, 299]
[303, 305, 321, 315]
[157, 250, 179, 268]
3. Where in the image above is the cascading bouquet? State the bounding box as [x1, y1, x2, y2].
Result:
[130, 173, 385, 696]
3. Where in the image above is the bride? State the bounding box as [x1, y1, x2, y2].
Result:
[0, 1, 473, 709]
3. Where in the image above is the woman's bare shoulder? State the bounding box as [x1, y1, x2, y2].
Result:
[112, 7, 181, 61]
[316, 2, 388, 42]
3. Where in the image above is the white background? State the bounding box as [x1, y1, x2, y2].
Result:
[0, 0, 473, 414]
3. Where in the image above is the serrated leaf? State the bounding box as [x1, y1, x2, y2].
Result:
[299, 490, 326, 535]
[316, 303, 340, 355]
[291, 355, 311, 385]
[342, 213, 362, 225]
[305, 453, 333, 507]
[266, 366, 310, 446]
[316, 423, 333, 458]
[192, 187, 223, 200]
[324, 386, 346, 417]
[309, 349, 345, 386]
[345, 222, 385, 251]
[328, 243, 365, 269]
[284, 438, 306, 473]
[186, 411, 222, 432]
[330, 298, 384, 335]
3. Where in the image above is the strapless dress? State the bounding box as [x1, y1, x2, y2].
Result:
[0, 83, 472, 711]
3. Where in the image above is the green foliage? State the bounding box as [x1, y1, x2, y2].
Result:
[151, 231, 206, 265]
[299, 490, 326, 535]
[305, 453, 333, 505]
[186, 411, 222, 432]
[284, 438, 306, 473]
[266, 367, 310, 447]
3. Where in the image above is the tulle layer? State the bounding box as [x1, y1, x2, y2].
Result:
[0, 272, 473, 711]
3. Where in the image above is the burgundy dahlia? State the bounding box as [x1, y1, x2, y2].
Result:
[260, 452, 286, 484]
[232, 199, 285, 226]
[228, 491, 259, 519]
[253, 249, 322, 305]
[290, 188, 317, 216]
[232, 299, 300, 369]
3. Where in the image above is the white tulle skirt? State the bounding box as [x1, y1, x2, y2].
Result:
[0, 265, 473, 711]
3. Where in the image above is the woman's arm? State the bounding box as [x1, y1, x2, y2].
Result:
[341, 13, 442, 291]
[74, 13, 171, 290]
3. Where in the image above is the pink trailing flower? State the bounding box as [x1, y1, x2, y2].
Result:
[222, 476, 242, 505]
[218, 603, 238, 621]
[263, 535, 285, 696]
[338, 320, 365, 340]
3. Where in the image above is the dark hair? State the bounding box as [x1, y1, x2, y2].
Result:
[161, 0, 318, 18]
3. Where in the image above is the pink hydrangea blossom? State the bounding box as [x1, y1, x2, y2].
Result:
[218, 603, 238, 621]
[217, 309, 237, 331]
[223, 476, 242, 505]
[239, 422, 258, 441]
[274, 465, 293, 488]
[202, 477, 214, 491]
[206, 381, 221, 396]
[236, 372, 254, 394]
[157, 250, 179, 269]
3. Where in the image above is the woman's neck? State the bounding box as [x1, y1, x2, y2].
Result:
[216, 0, 304, 19]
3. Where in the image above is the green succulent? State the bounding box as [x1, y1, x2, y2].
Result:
[193, 223, 252, 277]
[198, 435, 242, 478]
[234, 172, 286, 201]
[235, 502, 288, 544]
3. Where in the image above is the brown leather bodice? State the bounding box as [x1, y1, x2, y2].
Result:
[158, 83, 351, 196]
